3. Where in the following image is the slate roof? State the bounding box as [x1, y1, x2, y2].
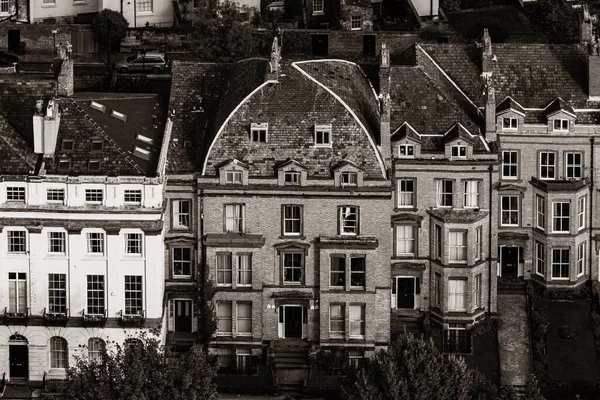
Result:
[44, 94, 167, 177]
[420, 43, 589, 108]
[389, 66, 480, 137]
[0, 114, 37, 175]
[545, 97, 576, 116]
[496, 96, 525, 115]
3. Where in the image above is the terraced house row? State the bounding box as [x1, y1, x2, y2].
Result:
[3, 29, 600, 392]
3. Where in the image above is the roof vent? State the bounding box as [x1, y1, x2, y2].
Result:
[133, 146, 151, 161]
[110, 109, 127, 123]
[89, 101, 106, 113]
[135, 134, 154, 145]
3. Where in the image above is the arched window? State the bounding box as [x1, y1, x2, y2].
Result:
[50, 337, 68, 369]
[88, 338, 105, 363]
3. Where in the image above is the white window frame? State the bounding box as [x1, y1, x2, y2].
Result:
[46, 188, 65, 203]
[313, 0, 323, 13]
[475, 226, 482, 261]
[578, 196, 586, 230]
[435, 179, 453, 207]
[349, 304, 365, 337]
[351, 16, 362, 30]
[48, 273, 67, 315]
[284, 170, 301, 185]
[237, 254, 252, 286]
[536, 195, 546, 230]
[501, 150, 518, 179]
[217, 301, 233, 336]
[50, 337, 68, 369]
[398, 144, 414, 158]
[397, 179, 414, 208]
[434, 224, 442, 261]
[577, 242, 585, 277]
[124, 275, 143, 316]
[552, 202, 570, 233]
[47, 231, 66, 254]
[451, 145, 467, 158]
[85, 188, 104, 204]
[282, 252, 303, 284]
[123, 189, 142, 204]
[314, 124, 332, 147]
[554, 118, 569, 131]
[250, 123, 268, 143]
[329, 304, 344, 335]
[501, 195, 519, 227]
[86, 275, 105, 315]
[224, 204, 245, 233]
[535, 242, 545, 276]
[339, 206, 359, 235]
[136, 0, 153, 13]
[6, 186, 25, 202]
[283, 205, 302, 236]
[463, 180, 479, 208]
[216, 252, 233, 286]
[8, 272, 27, 314]
[173, 199, 191, 230]
[86, 232, 105, 255]
[551, 248, 570, 280]
[341, 171, 358, 186]
[225, 170, 243, 184]
[449, 231, 467, 263]
[395, 225, 415, 256]
[474, 274, 482, 309]
[539, 152, 556, 180]
[7, 230, 27, 254]
[448, 279, 467, 312]
[172, 247, 192, 278]
[88, 338, 105, 364]
[236, 301, 252, 335]
[125, 233, 143, 255]
[565, 152, 582, 179]
[502, 117, 518, 131]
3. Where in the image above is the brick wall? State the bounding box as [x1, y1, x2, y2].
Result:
[0, 24, 85, 54]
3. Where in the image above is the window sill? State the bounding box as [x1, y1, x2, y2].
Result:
[500, 224, 520, 228]
[73, 1, 88, 5]
[393, 254, 415, 259]
[280, 235, 305, 240]
[44, 255, 68, 259]
[137, 11, 154, 16]
[312, 11, 325, 15]
[394, 206, 417, 212]
[350, 27, 362, 31]
[171, 276, 192, 280]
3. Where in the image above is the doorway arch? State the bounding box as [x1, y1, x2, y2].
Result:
[8, 334, 29, 379]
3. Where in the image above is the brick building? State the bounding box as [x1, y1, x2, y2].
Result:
[0, 50, 168, 382]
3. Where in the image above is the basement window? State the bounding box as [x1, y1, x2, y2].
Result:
[110, 109, 128, 123]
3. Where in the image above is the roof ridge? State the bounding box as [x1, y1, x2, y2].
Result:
[67, 99, 144, 175]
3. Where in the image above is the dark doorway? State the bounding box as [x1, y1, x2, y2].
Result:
[501, 246, 519, 277]
[174, 300, 192, 332]
[9, 344, 28, 379]
[311, 34, 328, 57]
[284, 306, 302, 338]
[397, 277, 419, 309]
[363, 34, 376, 56]
[7, 30, 20, 53]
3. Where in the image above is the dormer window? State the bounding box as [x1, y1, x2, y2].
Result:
[502, 118, 518, 130]
[90, 140, 104, 153]
[57, 159, 71, 172]
[341, 172, 358, 186]
[250, 123, 268, 143]
[88, 160, 101, 172]
[314, 124, 332, 147]
[398, 144, 414, 158]
[61, 139, 74, 152]
[554, 119, 569, 131]
[225, 170, 242, 184]
[284, 170, 301, 185]
[451, 146, 467, 158]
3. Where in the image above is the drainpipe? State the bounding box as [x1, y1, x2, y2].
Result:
[590, 137, 595, 280]
[488, 164, 493, 313]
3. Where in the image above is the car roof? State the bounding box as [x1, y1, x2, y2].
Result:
[140, 51, 165, 57]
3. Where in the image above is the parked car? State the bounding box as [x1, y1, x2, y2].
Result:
[115, 51, 170, 74]
[0, 51, 19, 72]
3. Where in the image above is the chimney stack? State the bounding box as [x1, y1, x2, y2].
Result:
[266, 37, 281, 83]
[54, 41, 74, 97]
[33, 99, 61, 156]
[379, 42, 391, 167]
[480, 29, 496, 141]
[589, 32, 600, 100]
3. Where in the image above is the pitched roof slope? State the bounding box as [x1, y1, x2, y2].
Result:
[420, 43, 589, 108]
[203, 61, 386, 179]
[295, 60, 380, 144]
[0, 114, 37, 175]
[389, 66, 480, 136]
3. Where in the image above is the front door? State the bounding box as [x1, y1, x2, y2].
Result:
[174, 300, 192, 332]
[501, 247, 519, 277]
[9, 345, 28, 379]
[397, 277, 416, 309]
[284, 306, 302, 338]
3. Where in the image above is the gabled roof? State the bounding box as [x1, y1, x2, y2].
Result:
[0, 114, 37, 175]
[545, 97, 576, 118]
[275, 159, 307, 170]
[420, 43, 589, 108]
[444, 123, 475, 144]
[331, 159, 363, 171]
[391, 122, 421, 143]
[215, 158, 249, 170]
[496, 96, 525, 116]
[388, 65, 480, 136]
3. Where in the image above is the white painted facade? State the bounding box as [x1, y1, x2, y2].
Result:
[30, 0, 99, 22]
[0, 176, 165, 381]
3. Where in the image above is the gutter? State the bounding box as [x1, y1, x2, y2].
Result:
[488, 163, 493, 313]
[590, 137, 595, 279]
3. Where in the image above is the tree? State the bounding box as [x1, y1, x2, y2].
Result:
[64, 332, 217, 400]
[342, 333, 542, 400]
[92, 9, 129, 53]
[187, 1, 258, 62]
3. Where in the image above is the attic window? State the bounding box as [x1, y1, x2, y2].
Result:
[554, 119, 569, 131]
[89, 101, 106, 113]
[110, 109, 128, 123]
[57, 159, 71, 172]
[398, 144, 414, 158]
[250, 123, 268, 143]
[502, 117, 518, 131]
[135, 134, 154, 145]
[284, 170, 301, 185]
[314, 124, 332, 147]
[61, 139, 74, 152]
[341, 172, 358, 186]
[90, 140, 104, 152]
[451, 145, 467, 158]
[88, 160, 101, 172]
[225, 170, 242, 184]
[133, 146, 151, 161]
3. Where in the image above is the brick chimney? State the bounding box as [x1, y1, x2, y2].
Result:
[54, 41, 74, 96]
[589, 35, 600, 100]
[480, 29, 496, 141]
[265, 37, 281, 83]
[33, 99, 61, 156]
[379, 42, 391, 166]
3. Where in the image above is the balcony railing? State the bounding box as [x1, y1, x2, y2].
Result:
[82, 309, 107, 326]
[43, 308, 69, 326]
[3, 307, 29, 325]
[42, 371, 66, 395]
[119, 309, 145, 327]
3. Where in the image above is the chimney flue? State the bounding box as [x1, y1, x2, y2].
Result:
[266, 37, 281, 83]
[379, 42, 391, 167]
[33, 99, 61, 156]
